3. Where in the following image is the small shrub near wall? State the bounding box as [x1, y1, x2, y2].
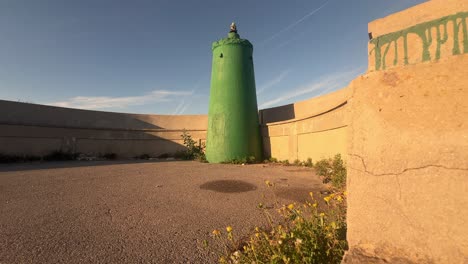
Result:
[314, 154, 346, 190]
[180, 131, 206, 162]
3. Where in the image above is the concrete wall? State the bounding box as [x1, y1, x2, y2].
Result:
[0, 100, 207, 158]
[344, 0, 468, 262]
[260, 88, 350, 162]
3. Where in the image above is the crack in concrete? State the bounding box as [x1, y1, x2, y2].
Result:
[395, 174, 402, 200]
[349, 153, 468, 177]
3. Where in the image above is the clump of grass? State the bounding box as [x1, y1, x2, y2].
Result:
[269, 157, 278, 163]
[0, 153, 42, 163]
[180, 131, 206, 162]
[222, 156, 258, 165]
[173, 150, 187, 160]
[206, 182, 348, 264]
[157, 153, 170, 159]
[264, 157, 314, 168]
[99, 153, 117, 160]
[134, 153, 151, 160]
[314, 154, 346, 189]
[43, 150, 78, 161]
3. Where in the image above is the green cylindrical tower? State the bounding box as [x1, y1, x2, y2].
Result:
[206, 23, 262, 163]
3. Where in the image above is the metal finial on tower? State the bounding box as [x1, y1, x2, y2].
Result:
[230, 22, 237, 33]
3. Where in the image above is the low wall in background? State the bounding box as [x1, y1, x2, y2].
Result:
[259, 88, 350, 163]
[0, 86, 351, 162]
[0, 100, 207, 158]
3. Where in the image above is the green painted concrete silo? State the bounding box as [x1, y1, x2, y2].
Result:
[205, 23, 262, 163]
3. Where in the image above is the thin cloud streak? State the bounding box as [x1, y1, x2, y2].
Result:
[173, 74, 207, 115]
[49, 90, 192, 110]
[178, 100, 192, 115]
[172, 99, 186, 115]
[259, 67, 364, 109]
[257, 70, 291, 95]
[260, 0, 331, 46]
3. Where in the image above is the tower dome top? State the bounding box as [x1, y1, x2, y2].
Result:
[211, 22, 253, 51]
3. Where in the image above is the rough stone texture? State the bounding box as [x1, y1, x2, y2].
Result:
[0, 161, 325, 263]
[346, 53, 468, 263]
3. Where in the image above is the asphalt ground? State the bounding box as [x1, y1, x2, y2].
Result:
[0, 160, 325, 263]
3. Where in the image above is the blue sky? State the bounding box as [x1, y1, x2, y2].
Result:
[0, 0, 426, 114]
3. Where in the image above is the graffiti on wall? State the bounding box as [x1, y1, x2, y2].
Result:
[370, 12, 468, 71]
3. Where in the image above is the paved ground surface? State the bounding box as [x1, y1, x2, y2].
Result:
[0, 160, 325, 263]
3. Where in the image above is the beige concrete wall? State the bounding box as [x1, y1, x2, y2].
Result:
[0, 100, 207, 157]
[344, 0, 468, 262]
[260, 88, 350, 162]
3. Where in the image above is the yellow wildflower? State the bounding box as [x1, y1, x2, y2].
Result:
[336, 195, 343, 202]
[212, 229, 221, 236]
[226, 226, 233, 233]
[324, 196, 331, 203]
[313, 202, 318, 207]
[319, 212, 325, 217]
[287, 203, 294, 210]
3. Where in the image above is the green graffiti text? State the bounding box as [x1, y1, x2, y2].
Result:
[370, 12, 468, 71]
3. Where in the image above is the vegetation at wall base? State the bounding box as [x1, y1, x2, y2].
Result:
[0, 153, 42, 163]
[134, 153, 152, 160]
[0, 150, 123, 163]
[99, 153, 117, 160]
[221, 156, 258, 165]
[180, 131, 206, 162]
[263, 157, 313, 168]
[43, 150, 79, 161]
[157, 153, 170, 159]
[314, 154, 346, 189]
